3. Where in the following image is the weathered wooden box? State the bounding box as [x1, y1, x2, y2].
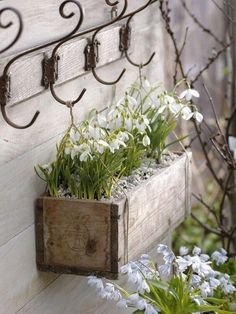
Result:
[35, 152, 192, 279]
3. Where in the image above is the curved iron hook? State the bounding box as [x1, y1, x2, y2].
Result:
[1, 0, 84, 129]
[49, 83, 86, 106]
[0, 7, 23, 54]
[1, 105, 40, 129]
[105, 0, 119, 6]
[89, 0, 128, 85]
[47, 0, 86, 107]
[124, 0, 156, 68]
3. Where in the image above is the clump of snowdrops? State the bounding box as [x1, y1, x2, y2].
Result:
[37, 78, 203, 200]
[88, 245, 236, 314]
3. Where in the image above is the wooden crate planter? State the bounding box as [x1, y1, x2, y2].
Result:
[35, 152, 192, 279]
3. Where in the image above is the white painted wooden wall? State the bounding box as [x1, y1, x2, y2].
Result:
[0, 1, 169, 313]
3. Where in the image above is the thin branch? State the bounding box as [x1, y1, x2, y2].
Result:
[191, 213, 222, 236]
[181, 0, 225, 46]
[211, 0, 235, 23]
[191, 43, 231, 84]
[192, 192, 219, 224]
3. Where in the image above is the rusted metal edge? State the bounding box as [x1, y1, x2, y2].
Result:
[110, 203, 120, 275]
[35, 197, 45, 268]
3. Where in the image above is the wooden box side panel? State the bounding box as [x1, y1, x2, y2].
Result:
[118, 153, 192, 264]
[38, 198, 113, 272]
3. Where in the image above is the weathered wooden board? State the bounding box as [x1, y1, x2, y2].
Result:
[0, 0, 149, 57]
[0, 11, 163, 166]
[17, 235, 170, 314]
[36, 153, 192, 278]
[0, 224, 58, 314]
[0, 26, 128, 106]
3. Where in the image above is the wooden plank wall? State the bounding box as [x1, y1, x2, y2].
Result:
[0, 1, 169, 313]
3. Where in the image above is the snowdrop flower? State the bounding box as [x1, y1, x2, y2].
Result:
[116, 299, 128, 309]
[158, 263, 172, 281]
[78, 143, 92, 162]
[169, 102, 182, 115]
[117, 131, 129, 143]
[87, 276, 103, 291]
[69, 128, 80, 143]
[137, 299, 148, 310]
[157, 244, 169, 254]
[99, 283, 122, 301]
[176, 256, 192, 273]
[125, 115, 133, 132]
[209, 277, 220, 290]
[65, 144, 80, 160]
[211, 248, 228, 266]
[41, 163, 52, 174]
[145, 304, 159, 314]
[127, 293, 140, 306]
[179, 246, 189, 256]
[164, 95, 176, 106]
[219, 275, 236, 294]
[194, 111, 203, 123]
[127, 95, 138, 109]
[135, 115, 150, 133]
[138, 278, 150, 294]
[94, 140, 110, 154]
[199, 281, 213, 297]
[144, 78, 151, 90]
[142, 134, 151, 147]
[191, 274, 202, 287]
[88, 125, 102, 140]
[97, 113, 107, 128]
[157, 244, 175, 264]
[181, 106, 194, 120]
[179, 88, 200, 101]
[109, 138, 126, 153]
[192, 246, 201, 256]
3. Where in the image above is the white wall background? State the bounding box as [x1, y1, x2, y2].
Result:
[0, 1, 169, 313]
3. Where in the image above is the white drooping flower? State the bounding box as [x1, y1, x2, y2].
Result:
[199, 281, 213, 297]
[169, 102, 182, 115]
[192, 246, 202, 256]
[41, 163, 52, 174]
[135, 115, 150, 133]
[109, 138, 126, 154]
[158, 263, 172, 281]
[116, 299, 128, 309]
[219, 275, 236, 294]
[181, 106, 194, 120]
[94, 139, 110, 154]
[87, 276, 103, 291]
[142, 134, 151, 147]
[194, 111, 203, 123]
[211, 249, 228, 266]
[99, 283, 122, 301]
[180, 88, 200, 101]
[78, 143, 92, 162]
[176, 256, 192, 273]
[97, 113, 107, 128]
[179, 246, 189, 256]
[69, 127, 80, 143]
[65, 144, 80, 160]
[163, 95, 176, 106]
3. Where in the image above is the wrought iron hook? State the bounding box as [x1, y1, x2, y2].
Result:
[0, 0, 84, 129]
[44, 0, 86, 108]
[121, 0, 156, 68]
[0, 7, 23, 54]
[49, 83, 86, 106]
[1, 105, 40, 129]
[88, 0, 128, 86]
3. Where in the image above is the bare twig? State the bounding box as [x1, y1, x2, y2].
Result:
[191, 43, 231, 84]
[181, 0, 225, 46]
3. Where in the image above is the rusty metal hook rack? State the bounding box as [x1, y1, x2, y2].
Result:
[0, 0, 157, 129]
[119, 0, 156, 68]
[0, 6, 23, 54]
